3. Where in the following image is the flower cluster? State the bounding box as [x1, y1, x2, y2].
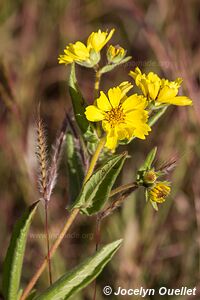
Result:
[129, 67, 192, 107]
[58, 29, 115, 67]
[58, 28, 192, 152]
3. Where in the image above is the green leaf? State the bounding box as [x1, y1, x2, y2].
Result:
[66, 132, 85, 203]
[140, 147, 157, 171]
[71, 152, 127, 215]
[34, 239, 122, 300]
[150, 200, 158, 211]
[100, 56, 132, 74]
[68, 63, 98, 143]
[2, 201, 39, 300]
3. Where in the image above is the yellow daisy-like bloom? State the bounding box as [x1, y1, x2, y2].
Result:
[129, 67, 192, 106]
[58, 29, 115, 67]
[149, 182, 171, 203]
[85, 85, 151, 150]
[58, 42, 90, 65]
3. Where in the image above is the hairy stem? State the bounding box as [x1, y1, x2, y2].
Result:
[20, 137, 106, 300]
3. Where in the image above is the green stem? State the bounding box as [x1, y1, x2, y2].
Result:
[148, 106, 167, 127]
[84, 137, 106, 183]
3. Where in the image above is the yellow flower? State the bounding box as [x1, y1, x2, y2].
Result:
[129, 67, 192, 106]
[149, 182, 170, 203]
[107, 44, 126, 63]
[87, 29, 115, 52]
[85, 85, 151, 150]
[58, 42, 90, 65]
[58, 29, 115, 67]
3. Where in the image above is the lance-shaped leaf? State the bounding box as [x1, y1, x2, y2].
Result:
[66, 132, 85, 203]
[139, 147, 157, 171]
[2, 201, 39, 300]
[34, 239, 122, 300]
[69, 63, 98, 143]
[71, 152, 127, 215]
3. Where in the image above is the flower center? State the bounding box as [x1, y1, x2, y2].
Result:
[105, 106, 125, 127]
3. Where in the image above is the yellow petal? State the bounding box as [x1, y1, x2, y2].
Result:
[133, 124, 151, 139]
[105, 128, 118, 150]
[157, 85, 178, 101]
[97, 91, 112, 111]
[148, 81, 160, 100]
[116, 124, 129, 140]
[58, 55, 74, 64]
[108, 87, 122, 108]
[139, 78, 149, 97]
[129, 67, 142, 80]
[102, 120, 111, 132]
[122, 94, 147, 112]
[85, 105, 105, 121]
[119, 81, 133, 98]
[157, 96, 192, 106]
[87, 29, 115, 52]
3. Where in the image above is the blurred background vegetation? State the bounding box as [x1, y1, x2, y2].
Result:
[0, 0, 200, 299]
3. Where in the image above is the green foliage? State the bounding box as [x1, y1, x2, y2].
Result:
[66, 132, 85, 203]
[71, 153, 127, 215]
[2, 201, 39, 300]
[68, 63, 98, 143]
[137, 147, 157, 187]
[140, 147, 157, 171]
[34, 239, 122, 300]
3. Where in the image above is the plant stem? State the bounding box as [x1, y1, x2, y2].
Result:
[20, 137, 106, 300]
[45, 202, 52, 285]
[84, 137, 105, 183]
[148, 106, 167, 127]
[94, 69, 101, 99]
[93, 217, 101, 300]
[110, 182, 138, 197]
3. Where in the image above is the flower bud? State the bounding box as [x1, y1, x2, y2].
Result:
[143, 170, 157, 185]
[107, 45, 126, 64]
